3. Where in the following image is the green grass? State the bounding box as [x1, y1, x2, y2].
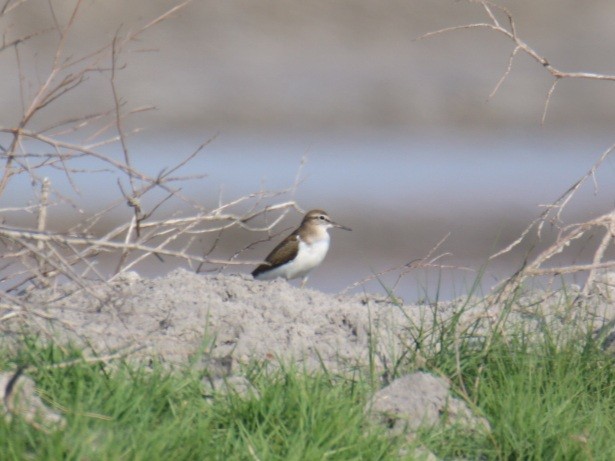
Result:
[477, 336, 615, 460]
[3, 293, 615, 460]
[406, 284, 615, 461]
[416, 330, 615, 460]
[1, 344, 404, 460]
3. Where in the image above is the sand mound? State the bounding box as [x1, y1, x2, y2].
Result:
[5, 269, 615, 375]
[15, 269, 418, 373]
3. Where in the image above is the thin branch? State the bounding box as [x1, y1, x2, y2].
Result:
[489, 45, 519, 99]
[541, 79, 559, 126]
[0, 226, 265, 266]
[417, 0, 615, 122]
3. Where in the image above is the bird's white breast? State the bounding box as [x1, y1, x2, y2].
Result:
[257, 235, 330, 281]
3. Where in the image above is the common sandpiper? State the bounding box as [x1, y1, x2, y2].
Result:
[252, 209, 351, 286]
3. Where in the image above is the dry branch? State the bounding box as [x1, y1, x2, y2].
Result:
[420, 1, 615, 301]
[417, 0, 615, 125]
[341, 233, 473, 298]
[0, 0, 303, 331]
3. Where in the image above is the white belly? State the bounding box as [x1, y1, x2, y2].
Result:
[256, 238, 330, 280]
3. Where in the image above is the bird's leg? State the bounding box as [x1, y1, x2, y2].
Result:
[300, 276, 309, 288]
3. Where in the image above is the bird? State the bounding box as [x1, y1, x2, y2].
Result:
[252, 209, 351, 287]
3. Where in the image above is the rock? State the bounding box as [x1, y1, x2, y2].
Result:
[0, 371, 66, 432]
[366, 372, 490, 435]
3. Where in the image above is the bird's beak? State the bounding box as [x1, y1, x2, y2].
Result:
[333, 221, 352, 231]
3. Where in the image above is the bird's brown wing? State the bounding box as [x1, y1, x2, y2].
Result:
[252, 233, 300, 277]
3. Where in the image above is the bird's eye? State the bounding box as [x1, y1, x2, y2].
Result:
[319, 215, 326, 220]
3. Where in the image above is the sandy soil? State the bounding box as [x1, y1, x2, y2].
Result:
[4, 269, 614, 376]
[14, 269, 417, 374]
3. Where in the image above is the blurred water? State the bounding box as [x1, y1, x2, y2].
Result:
[133, 129, 611, 200]
[6, 129, 613, 300]
[158, 130, 615, 298]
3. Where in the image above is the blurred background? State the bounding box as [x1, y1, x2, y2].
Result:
[2, 0, 615, 299]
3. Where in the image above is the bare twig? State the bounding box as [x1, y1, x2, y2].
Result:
[35, 178, 50, 277]
[22, 343, 147, 374]
[0, 226, 265, 266]
[0, 0, 301, 329]
[341, 233, 473, 295]
[417, 0, 615, 124]
[418, 1, 615, 303]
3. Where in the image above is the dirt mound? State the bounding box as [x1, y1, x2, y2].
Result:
[15, 269, 417, 373]
[5, 269, 615, 375]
